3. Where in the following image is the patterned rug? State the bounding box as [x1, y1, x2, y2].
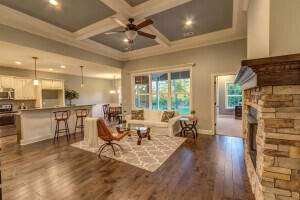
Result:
[71, 132, 186, 172]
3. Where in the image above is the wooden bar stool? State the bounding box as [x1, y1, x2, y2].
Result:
[53, 110, 71, 143]
[74, 109, 89, 137]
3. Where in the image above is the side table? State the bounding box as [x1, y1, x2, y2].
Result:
[179, 117, 198, 139]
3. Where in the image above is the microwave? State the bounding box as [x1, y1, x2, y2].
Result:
[0, 88, 15, 100]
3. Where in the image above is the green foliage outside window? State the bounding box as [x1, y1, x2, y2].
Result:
[226, 83, 242, 108]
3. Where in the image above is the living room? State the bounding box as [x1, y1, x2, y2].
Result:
[0, 0, 300, 200]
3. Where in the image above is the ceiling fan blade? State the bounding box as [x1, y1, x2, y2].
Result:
[136, 19, 153, 30]
[104, 31, 125, 35]
[138, 31, 156, 39]
[111, 17, 127, 27]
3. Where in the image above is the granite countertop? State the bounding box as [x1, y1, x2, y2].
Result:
[20, 104, 95, 111]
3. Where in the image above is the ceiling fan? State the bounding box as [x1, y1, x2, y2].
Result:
[104, 18, 156, 41]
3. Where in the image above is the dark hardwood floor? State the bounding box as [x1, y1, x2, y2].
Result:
[0, 134, 254, 200]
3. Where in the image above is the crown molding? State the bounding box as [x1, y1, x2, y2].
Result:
[123, 28, 246, 60]
[0, 4, 124, 60]
[0, 0, 246, 62]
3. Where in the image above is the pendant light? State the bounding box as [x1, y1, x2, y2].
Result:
[80, 66, 84, 88]
[32, 57, 39, 86]
[109, 75, 117, 94]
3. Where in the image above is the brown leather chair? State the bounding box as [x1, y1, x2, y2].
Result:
[97, 118, 129, 159]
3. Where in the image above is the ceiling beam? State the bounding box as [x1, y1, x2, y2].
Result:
[144, 25, 171, 47]
[132, 0, 192, 19]
[100, 0, 132, 18]
[74, 15, 119, 40]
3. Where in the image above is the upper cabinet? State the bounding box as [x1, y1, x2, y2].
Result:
[0, 76, 14, 88]
[0, 75, 65, 102]
[41, 79, 63, 90]
[14, 78, 35, 100]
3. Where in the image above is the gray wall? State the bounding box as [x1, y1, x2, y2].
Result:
[0, 24, 122, 68]
[217, 75, 236, 115]
[122, 39, 247, 131]
[0, 66, 117, 106]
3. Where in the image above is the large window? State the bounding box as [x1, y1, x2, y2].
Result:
[133, 69, 191, 114]
[152, 73, 168, 110]
[225, 82, 242, 108]
[171, 71, 190, 114]
[134, 75, 149, 109]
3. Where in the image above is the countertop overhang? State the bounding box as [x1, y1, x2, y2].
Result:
[20, 104, 95, 112]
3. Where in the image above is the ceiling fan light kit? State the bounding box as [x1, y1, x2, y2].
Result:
[104, 18, 156, 47]
[125, 30, 138, 41]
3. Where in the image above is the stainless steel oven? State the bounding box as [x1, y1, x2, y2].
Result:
[0, 104, 17, 137]
[0, 88, 15, 100]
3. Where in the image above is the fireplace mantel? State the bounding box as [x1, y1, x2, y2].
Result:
[235, 53, 300, 90]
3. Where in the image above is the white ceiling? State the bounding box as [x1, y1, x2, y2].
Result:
[0, 41, 121, 79]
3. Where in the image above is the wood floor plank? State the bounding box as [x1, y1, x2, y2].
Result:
[0, 134, 254, 200]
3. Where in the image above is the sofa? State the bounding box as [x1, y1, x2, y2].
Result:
[125, 110, 181, 137]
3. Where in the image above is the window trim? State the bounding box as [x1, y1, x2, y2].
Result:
[225, 81, 242, 109]
[131, 67, 193, 113]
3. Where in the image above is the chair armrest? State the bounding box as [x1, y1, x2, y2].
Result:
[114, 130, 129, 141]
[168, 115, 182, 127]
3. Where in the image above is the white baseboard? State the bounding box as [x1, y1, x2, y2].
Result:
[197, 129, 214, 135]
[21, 135, 52, 145]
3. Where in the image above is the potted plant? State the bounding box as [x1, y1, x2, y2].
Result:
[65, 89, 79, 106]
[190, 110, 196, 119]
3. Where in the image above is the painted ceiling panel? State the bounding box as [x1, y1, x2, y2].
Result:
[125, 0, 149, 7]
[148, 0, 233, 41]
[90, 27, 158, 52]
[0, 0, 116, 32]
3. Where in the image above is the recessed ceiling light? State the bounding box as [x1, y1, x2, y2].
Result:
[49, 68, 53, 71]
[60, 65, 66, 69]
[123, 38, 129, 43]
[183, 32, 194, 37]
[49, 0, 58, 6]
[15, 61, 21, 65]
[185, 20, 192, 25]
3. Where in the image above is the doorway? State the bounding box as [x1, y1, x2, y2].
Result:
[212, 74, 242, 137]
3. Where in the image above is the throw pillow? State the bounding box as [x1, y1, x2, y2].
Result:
[131, 110, 144, 120]
[161, 111, 175, 122]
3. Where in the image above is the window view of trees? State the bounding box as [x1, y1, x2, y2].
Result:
[226, 83, 242, 108]
[171, 71, 190, 114]
[134, 70, 191, 114]
[152, 73, 168, 110]
[135, 76, 149, 109]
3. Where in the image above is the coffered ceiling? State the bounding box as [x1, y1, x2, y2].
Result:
[0, 0, 247, 61]
[90, 27, 159, 52]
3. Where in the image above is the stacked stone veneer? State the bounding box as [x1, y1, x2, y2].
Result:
[243, 85, 300, 200]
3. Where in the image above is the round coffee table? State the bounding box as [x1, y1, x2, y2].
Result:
[135, 126, 151, 145]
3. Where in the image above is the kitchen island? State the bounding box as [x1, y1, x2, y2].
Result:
[16, 105, 95, 145]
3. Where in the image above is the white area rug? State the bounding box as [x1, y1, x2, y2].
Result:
[71, 132, 186, 172]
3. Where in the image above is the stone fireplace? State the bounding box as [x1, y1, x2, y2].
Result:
[235, 54, 300, 200]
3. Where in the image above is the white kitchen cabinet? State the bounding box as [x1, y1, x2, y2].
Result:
[14, 78, 35, 100]
[14, 78, 24, 100]
[0, 76, 14, 88]
[41, 79, 53, 89]
[41, 79, 63, 90]
[52, 80, 63, 90]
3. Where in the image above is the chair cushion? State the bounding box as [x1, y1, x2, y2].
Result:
[161, 111, 175, 122]
[131, 110, 144, 120]
[148, 110, 163, 122]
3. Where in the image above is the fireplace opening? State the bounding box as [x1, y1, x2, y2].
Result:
[246, 107, 258, 169]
